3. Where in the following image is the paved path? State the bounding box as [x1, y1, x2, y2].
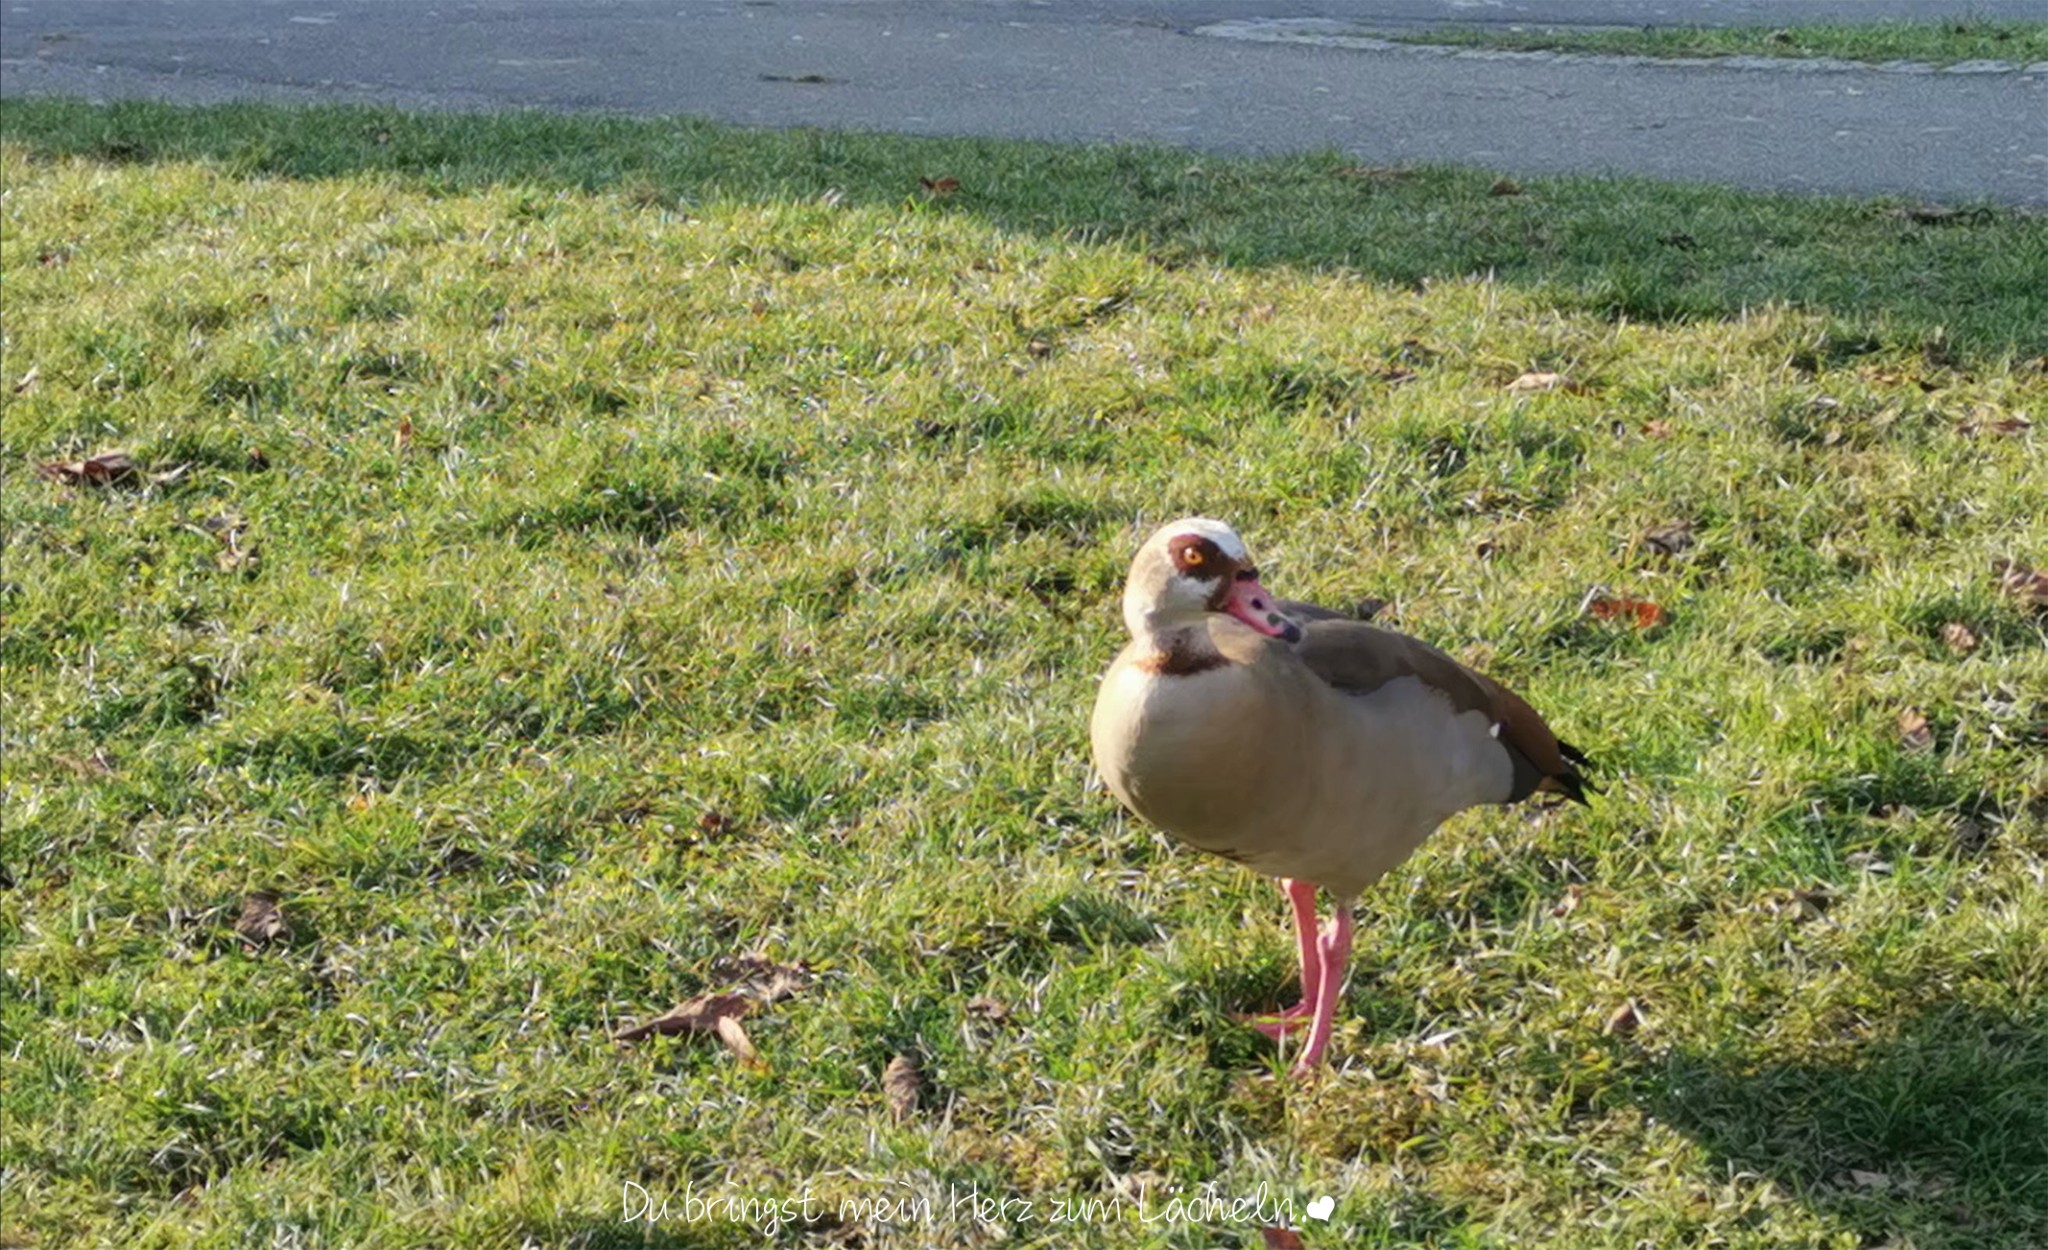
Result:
[3, 1, 2044, 203]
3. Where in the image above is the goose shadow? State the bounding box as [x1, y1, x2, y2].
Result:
[1636, 1003, 2048, 1248]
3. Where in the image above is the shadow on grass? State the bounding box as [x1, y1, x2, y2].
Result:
[3, 97, 2046, 360]
[1641, 1004, 2048, 1246]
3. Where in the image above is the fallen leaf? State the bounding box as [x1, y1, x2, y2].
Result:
[1549, 884, 1583, 918]
[1643, 520, 1695, 557]
[1994, 559, 2048, 611]
[1640, 419, 1673, 438]
[715, 1015, 760, 1066]
[12, 366, 39, 394]
[966, 994, 1010, 1022]
[1939, 622, 1979, 655]
[1897, 707, 1935, 753]
[1585, 592, 1666, 630]
[1958, 408, 2031, 436]
[697, 810, 731, 837]
[1335, 165, 1414, 182]
[53, 749, 115, 779]
[1489, 177, 1523, 196]
[235, 891, 289, 944]
[1507, 371, 1582, 394]
[707, 952, 810, 1005]
[1026, 335, 1054, 359]
[883, 1054, 921, 1121]
[1261, 1229, 1307, 1249]
[919, 175, 961, 197]
[37, 450, 137, 487]
[613, 991, 754, 1044]
[1474, 538, 1500, 560]
[395, 417, 413, 454]
[1603, 1000, 1642, 1037]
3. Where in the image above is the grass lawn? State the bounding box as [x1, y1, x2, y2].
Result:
[1386, 19, 2048, 66]
[2, 99, 2045, 1249]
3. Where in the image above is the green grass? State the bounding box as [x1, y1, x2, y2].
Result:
[2, 98, 2046, 1249]
[1388, 18, 2048, 67]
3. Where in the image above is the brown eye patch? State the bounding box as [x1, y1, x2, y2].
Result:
[1167, 534, 1229, 579]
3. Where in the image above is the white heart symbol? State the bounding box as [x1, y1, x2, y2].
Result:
[1306, 1195, 1335, 1221]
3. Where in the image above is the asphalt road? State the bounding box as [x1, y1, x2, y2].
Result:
[3, 1, 2044, 203]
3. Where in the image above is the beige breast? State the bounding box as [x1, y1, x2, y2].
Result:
[1090, 616, 1512, 898]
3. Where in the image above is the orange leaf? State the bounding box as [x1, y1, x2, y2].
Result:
[919, 176, 961, 197]
[1640, 419, 1674, 438]
[1586, 593, 1666, 629]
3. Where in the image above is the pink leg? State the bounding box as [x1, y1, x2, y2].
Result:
[1237, 879, 1322, 1039]
[1290, 901, 1354, 1075]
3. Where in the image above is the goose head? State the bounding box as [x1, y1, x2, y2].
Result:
[1120, 517, 1302, 644]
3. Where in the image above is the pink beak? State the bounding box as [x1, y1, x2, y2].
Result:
[1222, 576, 1302, 643]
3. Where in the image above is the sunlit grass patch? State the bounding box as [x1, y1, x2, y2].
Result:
[2, 102, 2045, 1249]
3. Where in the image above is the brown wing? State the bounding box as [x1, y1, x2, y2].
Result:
[1275, 597, 1386, 624]
[1294, 620, 1595, 805]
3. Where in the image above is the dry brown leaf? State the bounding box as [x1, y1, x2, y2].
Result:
[1603, 1000, 1642, 1037]
[1489, 177, 1524, 196]
[1993, 559, 2048, 611]
[1898, 707, 1935, 753]
[235, 891, 288, 944]
[919, 175, 961, 197]
[1640, 419, 1674, 438]
[1507, 371, 1583, 394]
[38, 450, 137, 487]
[395, 417, 414, 454]
[708, 952, 810, 1005]
[1549, 884, 1583, 918]
[966, 994, 1010, 1022]
[1261, 1229, 1307, 1249]
[882, 1054, 921, 1121]
[53, 750, 116, 779]
[614, 991, 754, 1044]
[1586, 592, 1667, 630]
[1335, 165, 1414, 182]
[714, 1014, 761, 1067]
[1958, 407, 2031, 436]
[697, 810, 731, 837]
[1643, 520, 1695, 557]
[1939, 622, 1979, 655]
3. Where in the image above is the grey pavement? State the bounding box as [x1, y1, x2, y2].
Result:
[3, 2, 2045, 203]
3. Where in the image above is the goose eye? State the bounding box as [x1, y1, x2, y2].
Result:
[1182, 547, 1205, 568]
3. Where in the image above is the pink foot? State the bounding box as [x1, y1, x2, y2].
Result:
[1233, 1001, 1315, 1039]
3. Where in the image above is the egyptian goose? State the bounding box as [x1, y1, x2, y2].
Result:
[1090, 518, 1592, 1075]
